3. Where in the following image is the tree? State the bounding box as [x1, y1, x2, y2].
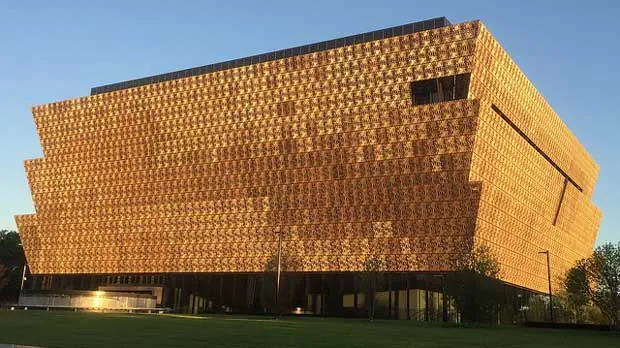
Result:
[563, 261, 590, 323]
[455, 244, 501, 278]
[0, 264, 9, 294]
[564, 242, 620, 328]
[445, 244, 504, 324]
[361, 256, 386, 322]
[264, 254, 301, 274]
[0, 230, 26, 301]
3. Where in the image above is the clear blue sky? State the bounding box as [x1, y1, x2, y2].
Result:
[1, 0, 618, 245]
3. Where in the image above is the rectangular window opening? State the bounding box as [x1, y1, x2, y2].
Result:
[411, 73, 470, 106]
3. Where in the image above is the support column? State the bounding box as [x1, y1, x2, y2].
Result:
[442, 275, 448, 322]
[388, 274, 392, 319]
[424, 275, 429, 321]
[304, 275, 309, 312]
[406, 275, 411, 320]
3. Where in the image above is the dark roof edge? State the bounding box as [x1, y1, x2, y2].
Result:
[90, 17, 451, 95]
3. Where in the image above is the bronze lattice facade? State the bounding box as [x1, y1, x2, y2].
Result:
[16, 18, 601, 295]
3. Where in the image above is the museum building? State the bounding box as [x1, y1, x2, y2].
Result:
[15, 17, 601, 318]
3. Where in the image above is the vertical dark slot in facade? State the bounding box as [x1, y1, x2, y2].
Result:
[490, 104, 583, 194]
[553, 178, 568, 226]
[411, 73, 470, 106]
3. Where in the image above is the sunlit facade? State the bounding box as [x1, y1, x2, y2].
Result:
[16, 17, 601, 316]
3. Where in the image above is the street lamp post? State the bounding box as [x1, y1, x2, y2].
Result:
[20, 264, 27, 291]
[538, 250, 554, 322]
[275, 231, 283, 318]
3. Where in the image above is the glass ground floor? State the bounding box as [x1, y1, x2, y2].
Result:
[25, 272, 542, 322]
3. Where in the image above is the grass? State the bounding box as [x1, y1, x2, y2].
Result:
[0, 310, 618, 348]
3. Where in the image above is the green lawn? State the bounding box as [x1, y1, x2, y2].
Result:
[0, 310, 617, 348]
